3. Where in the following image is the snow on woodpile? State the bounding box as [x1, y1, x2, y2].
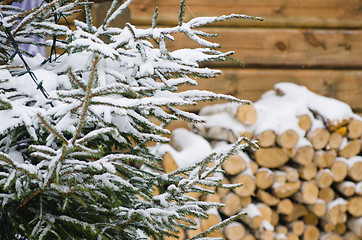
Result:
[160, 82, 362, 239]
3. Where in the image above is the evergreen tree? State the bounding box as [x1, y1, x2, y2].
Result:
[0, 0, 261, 239]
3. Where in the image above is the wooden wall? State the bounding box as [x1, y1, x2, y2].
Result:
[91, 0, 362, 113]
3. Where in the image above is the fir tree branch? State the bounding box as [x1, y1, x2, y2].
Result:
[37, 113, 68, 144]
[12, 0, 62, 37]
[178, 0, 186, 26]
[0, 152, 39, 180]
[17, 188, 42, 209]
[152, 7, 158, 29]
[68, 67, 86, 91]
[71, 56, 99, 145]
[103, 0, 134, 29]
[189, 212, 247, 240]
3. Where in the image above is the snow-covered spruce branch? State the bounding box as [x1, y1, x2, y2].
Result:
[0, 0, 260, 239]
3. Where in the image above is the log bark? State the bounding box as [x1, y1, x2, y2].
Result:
[255, 168, 275, 190]
[254, 148, 289, 168]
[236, 104, 258, 125]
[277, 129, 299, 149]
[258, 130, 276, 148]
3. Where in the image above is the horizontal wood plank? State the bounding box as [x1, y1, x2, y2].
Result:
[165, 28, 362, 69]
[129, 0, 362, 28]
[178, 69, 362, 113]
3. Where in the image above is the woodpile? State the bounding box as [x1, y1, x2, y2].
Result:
[159, 83, 362, 239]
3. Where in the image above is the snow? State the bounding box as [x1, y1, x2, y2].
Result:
[260, 220, 274, 231]
[192, 82, 356, 152]
[274, 82, 354, 122]
[356, 182, 362, 195]
[243, 204, 261, 218]
[257, 168, 274, 176]
[344, 156, 362, 168]
[347, 217, 362, 236]
[327, 198, 347, 210]
[157, 128, 212, 168]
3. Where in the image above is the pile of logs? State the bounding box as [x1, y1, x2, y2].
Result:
[160, 83, 362, 240]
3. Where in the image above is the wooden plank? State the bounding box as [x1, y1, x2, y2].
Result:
[129, 0, 362, 28]
[165, 28, 362, 69]
[178, 69, 362, 112]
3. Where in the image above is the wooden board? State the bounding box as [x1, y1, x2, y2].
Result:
[129, 0, 362, 28]
[177, 69, 362, 112]
[165, 28, 362, 69]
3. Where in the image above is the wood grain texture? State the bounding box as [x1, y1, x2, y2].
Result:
[178, 69, 362, 112]
[165, 28, 362, 68]
[129, 0, 362, 28]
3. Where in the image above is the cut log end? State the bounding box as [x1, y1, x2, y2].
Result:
[277, 129, 299, 149]
[236, 104, 258, 125]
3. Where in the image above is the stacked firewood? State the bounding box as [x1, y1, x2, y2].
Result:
[160, 83, 362, 240]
